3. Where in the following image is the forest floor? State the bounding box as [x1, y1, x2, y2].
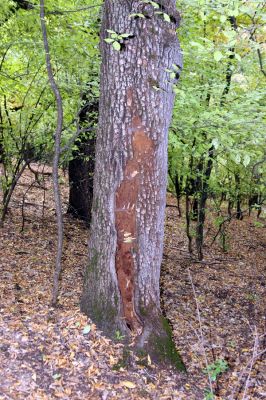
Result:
[0, 165, 265, 400]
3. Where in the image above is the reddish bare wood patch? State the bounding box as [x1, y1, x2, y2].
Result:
[115, 116, 154, 332]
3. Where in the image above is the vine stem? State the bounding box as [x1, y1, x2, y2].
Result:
[40, 0, 64, 306]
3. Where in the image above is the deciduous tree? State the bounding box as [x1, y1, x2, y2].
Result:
[81, 0, 184, 369]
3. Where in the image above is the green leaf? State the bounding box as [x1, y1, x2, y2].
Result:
[82, 325, 91, 335]
[104, 38, 114, 44]
[53, 373, 61, 380]
[214, 51, 223, 62]
[235, 153, 241, 164]
[190, 41, 204, 49]
[243, 154, 250, 167]
[172, 63, 182, 71]
[129, 13, 145, 19]
[150, 1, 160, 9]
[112, 41, 121, 51]
[228, 8, 239, 17]
[163, 13, 171, 23]
[220, 15, 227, 23]
[212, 138, 219, 149]
[120, 33, 132, 38]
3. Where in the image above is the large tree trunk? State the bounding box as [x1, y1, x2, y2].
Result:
[67, 99, 97, 225]
[81, 0, 184, 369]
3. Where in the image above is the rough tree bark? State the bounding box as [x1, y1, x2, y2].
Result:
[67, 98, 97, 225]
[81, 0, 184, 369]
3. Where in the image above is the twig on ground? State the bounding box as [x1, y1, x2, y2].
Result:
[188, 268, 214, 397]
[229, 325, 263, 400]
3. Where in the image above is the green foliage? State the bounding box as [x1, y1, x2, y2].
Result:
[204, 358, 229, 381]
[203, 359, 229, 399]
[169, 0, 266, 252]
[0, 0, 102, 220]
[253, 221, 264, 228]
[0, 0, 265, 234]
[104, 30, 132, 51]
[114, 330, 125, 341]
[204, 391, 215, 400]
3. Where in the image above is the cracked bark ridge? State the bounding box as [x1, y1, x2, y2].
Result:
[81, 0, 184, 370]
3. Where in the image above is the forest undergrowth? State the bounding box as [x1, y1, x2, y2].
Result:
[0, 166, 265, 400]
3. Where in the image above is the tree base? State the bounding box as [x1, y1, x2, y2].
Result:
[135, 315, 186, 371]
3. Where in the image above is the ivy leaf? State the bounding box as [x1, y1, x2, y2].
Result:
[104, 38, 114, 44]
[129, 13, 145, 19]
[163, 13, 171, 23]
[150, 1, 160, 9]
[120, 33, 133, 38]
[112, 41, 121, 51]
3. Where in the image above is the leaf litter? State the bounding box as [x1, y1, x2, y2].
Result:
[0, 165, 265, 399]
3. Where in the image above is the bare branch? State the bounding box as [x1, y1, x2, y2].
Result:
[47, 4, 102, 15]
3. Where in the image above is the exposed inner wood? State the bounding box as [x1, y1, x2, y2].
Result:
[115, 115, 154, 332]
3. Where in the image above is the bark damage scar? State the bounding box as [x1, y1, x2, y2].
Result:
[115, 112, 154, 332]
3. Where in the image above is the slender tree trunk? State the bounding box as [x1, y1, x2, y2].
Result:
[40, 0, 64, 305]
[228, 198, 233, 218]
[235, 173, 243, 220]
[196, 146, 214, 260]
[67, 99, 97, 225]
[174, 173, 182, 217]
[248, 194, 258, 216]
[0, 162, 27, 226]
[185, 193, 193, 254]
[81, 0, 184, 369]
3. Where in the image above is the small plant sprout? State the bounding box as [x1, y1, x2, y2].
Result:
[115, 330, 125, 340]
[104, 30, 132, 51]
[204, 358, 229, 382]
